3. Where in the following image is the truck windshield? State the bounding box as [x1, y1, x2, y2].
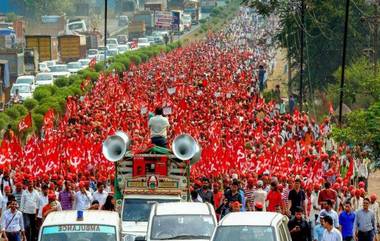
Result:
[212, 226, 275, 241]
[122, 198, 179, 222]
[150, 215, 215, 240]
[40, 224, 117, 241]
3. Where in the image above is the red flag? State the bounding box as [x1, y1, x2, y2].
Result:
[43, 109, 55, 129]
[80, 77, 91, 91]
[329, 102, 334, 115]
[18, 113, 32, 132]
[89, 58, 96, 70]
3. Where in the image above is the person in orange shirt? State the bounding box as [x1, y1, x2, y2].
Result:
[42, 194, 62, 220]
[266, 182, 282, 212]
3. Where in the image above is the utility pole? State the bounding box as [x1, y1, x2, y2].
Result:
[104, 0, 108, 62]
[299, 0, 305, 112]
[339, 0, 350, 126]
[374, 3, 378, 76]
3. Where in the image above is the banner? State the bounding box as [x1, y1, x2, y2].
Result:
[155, 11, 172, 29]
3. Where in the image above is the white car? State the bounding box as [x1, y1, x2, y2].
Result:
[96, 53, 106, 61]
[10, 84, 33, 101]
[137, 38, 150, 48]
[35, 73, 54, 86]
[120, 194, 182, 241]
[48, 64, 71, 78]
[106, 38, 119, 46]
[38, 62, 50, 72]
[106, 49, 118, 58]
[118, 45, 130, 54]
[143, 202, 217, 241]
[87, 49, 98, 59]
[67, 61, 82, 73]
[44, 60, 57, 67]
[15, 75, 36, 90]
[107, 44, 118, 51]
[78, 58, 91, 68]
[211, 212, 292, 241]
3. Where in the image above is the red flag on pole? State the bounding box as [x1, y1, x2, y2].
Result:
[89, 58, 96, 70]
[43, 109, 55, 129]
[329, 102, 334, 115]
[18, 113, 32, 132]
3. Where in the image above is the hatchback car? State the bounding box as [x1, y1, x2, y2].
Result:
[15, 75, 36, 90]
[211, 212, 291, 241]
[35, 73, 54, 86]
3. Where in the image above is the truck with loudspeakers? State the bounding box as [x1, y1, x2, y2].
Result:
[102, 132, 201, 241]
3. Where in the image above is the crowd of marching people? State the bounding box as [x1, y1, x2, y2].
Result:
[0, 6, 378, 241]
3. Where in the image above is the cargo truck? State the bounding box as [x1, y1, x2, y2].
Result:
[102, 132, 201, 241]
[0, 49, 24, 80]
[133, 11, 155, 34]
[58, 35, 87, 63]
[25, 35, 57, 62]
[128, 21, 146, 40]
[184, 0, 201, 24]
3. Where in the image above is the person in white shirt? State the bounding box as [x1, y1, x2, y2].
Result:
[1, 199, 26, 241]
[1, 186, 13, 215]
[369, 194, 380, 231]
[253, 180, 267, 211]
[36, 184, 49, 235]
[148, 107, 170, 148]
[20, 180, 39, 241]
[74, 182, 93, 211]
[92, 183, 108, 209]
[321, 215, 342, 241]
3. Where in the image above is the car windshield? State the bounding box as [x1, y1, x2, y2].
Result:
[40, 225, 117, 241]
[107, 39, 117, 45]
[138, 38, 148, 43]
[79, 60, 90, 66]
[69, 22, 84, 30]
[36, 74, 53, 81]
[150, 215, 215, 240]
[50, 65, 68, 72]
[39, 63, 47, 68]
[12, 85, 30, 94]
[16, 78, 33, 84]
[213, 226, 275, 241]
[67, 63, 81, 69]
[122, 199, 179, 222]
[88, 50, 98, 55]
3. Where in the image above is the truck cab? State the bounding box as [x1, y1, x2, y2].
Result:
[38, 210, 121, 241]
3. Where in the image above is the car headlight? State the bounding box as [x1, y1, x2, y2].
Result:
[123, 234, 137, 241]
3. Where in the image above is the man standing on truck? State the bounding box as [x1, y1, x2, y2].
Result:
[148, 107, 170, 148]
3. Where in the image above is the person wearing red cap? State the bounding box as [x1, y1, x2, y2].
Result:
[244, 177, 256, 211]
[212, 182, 223, 212]
[369, 194, 380, 234]
[318, 182, 337, 207]
[255, 202, 264, 212]
[351, 189, 363, 212]
[42, 194, 62, 220]
[231, 201, 241, 212]
[12, 183, 23, 207]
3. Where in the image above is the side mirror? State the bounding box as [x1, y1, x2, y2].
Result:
[135, 236, 146, 241]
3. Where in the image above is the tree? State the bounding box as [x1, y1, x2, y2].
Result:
[247, 0, 372, 95]
[23, 0, 75, 18]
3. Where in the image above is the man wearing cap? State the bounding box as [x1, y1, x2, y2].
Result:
[1, 199, 26, 241]
[12, 183, 23, 207]
[369, 194, 380, 237]
[288, 206, 311, 241]
[354, 198, 377, 241]
[42, 194, 62, 220]
[318, 182, 337, 206]
[20, 180, 39, 241]
[253, 180, 267, 212]
[74, 182, 93, 211]
[245, 177, 256, 211]
[148, 107, 170, 148]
